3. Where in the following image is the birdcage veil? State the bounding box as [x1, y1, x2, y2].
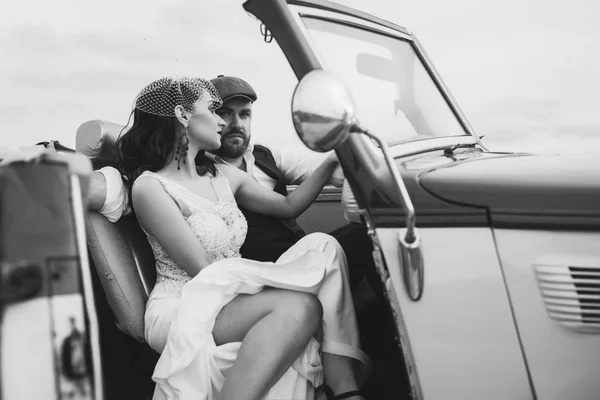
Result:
[134, 76, 222, 117]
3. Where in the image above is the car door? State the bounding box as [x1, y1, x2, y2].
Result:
[244, 0, 534, 398]
[0, 154, 103, 400]
[421, 154, 600, 399]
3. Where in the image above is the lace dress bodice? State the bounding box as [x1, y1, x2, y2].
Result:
[136, 169, 248, 298]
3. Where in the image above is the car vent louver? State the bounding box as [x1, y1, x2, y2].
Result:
[534, 255, 600, 333]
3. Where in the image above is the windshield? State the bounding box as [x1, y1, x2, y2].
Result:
[301, 17, 467, 145]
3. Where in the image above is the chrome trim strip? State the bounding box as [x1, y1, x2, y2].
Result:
[288, 184, 342, 202]
[359, 133, 479, 159]
[289, 4, 413, 39]
[361, 129, 424, 301]
[411, 35, 487, 150]
[70, 175, 104, 400]
[288, 5, 329, 67]
[387, 135, 478, 159]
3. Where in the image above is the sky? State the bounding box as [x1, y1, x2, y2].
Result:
[1, 0, 599, 155]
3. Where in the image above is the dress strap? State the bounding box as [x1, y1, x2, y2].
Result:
[137, 171, 176, 200]
[135, 171, 192, 218]
[213, 166, 236, 202]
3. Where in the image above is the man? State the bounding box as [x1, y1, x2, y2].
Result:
[208, 76, 376, 287]
[91, 75, 375, 287]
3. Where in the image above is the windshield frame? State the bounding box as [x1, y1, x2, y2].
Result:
[287, 3, 483, 150]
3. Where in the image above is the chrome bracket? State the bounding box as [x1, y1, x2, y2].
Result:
[398, 228, 424, 301]
[363, 130, 425, 301]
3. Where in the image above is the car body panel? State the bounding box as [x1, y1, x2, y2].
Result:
[0, 158, 101, 400]
[295, 185, 347, 234]
[368, 148, 491, 228]
[375, 227, 533, 399]
[495, 229, 600, 399]
[2, 299, 56, 399]
[420, 153, 600, 229]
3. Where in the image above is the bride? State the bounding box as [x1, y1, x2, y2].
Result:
[117, 76, 370, 400]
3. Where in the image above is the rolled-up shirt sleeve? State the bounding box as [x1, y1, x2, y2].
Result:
[97, 166, 131, 222]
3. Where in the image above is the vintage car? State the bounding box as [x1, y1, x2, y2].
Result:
[1, 0, 599, 399]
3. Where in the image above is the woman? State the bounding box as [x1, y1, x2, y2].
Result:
[117, 76, 369, 400]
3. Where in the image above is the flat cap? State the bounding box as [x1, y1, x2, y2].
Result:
[210, 75, 257, 103]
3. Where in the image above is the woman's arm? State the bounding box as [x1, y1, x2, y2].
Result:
[223, 153, 339, 219]
[132, 176, 212, 278]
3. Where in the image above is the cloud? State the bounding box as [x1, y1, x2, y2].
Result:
[2, 0, 600, 155]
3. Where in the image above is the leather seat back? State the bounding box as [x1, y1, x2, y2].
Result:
[77, 120, 156, 342]
[76, 120, 125, 170]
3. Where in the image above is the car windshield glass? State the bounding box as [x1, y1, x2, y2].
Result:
[301, 17, 468, 146]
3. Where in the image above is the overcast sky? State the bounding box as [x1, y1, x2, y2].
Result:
[1, 0, 599, 155]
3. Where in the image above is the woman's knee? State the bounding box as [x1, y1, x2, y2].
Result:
[304, 232, 338, 248]
[302, 233, 345, 260]
[275, 291, 323, 332]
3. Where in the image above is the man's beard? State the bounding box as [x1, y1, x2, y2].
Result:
[215, 129, 250, 158]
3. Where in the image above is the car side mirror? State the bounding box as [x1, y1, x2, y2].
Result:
[291, 69, 425, 301]
[291, 69, 355, 152]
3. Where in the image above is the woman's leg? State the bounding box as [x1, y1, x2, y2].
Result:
[213, 287, 323, 400]
[319, 244, 364, 400]
[322, 355, 364, 400]
[280, 233, 368, 400]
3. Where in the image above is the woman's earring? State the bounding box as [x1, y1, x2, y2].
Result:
[175, 130, 190, 170]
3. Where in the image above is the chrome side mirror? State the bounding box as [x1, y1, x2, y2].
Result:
[291, 69, 355, 152]
[291, 69, 424, 301]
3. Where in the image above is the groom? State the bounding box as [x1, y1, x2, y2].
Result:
[207, 75, 376, 287]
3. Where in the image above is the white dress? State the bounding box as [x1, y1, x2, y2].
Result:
[135, 169, 370, 400]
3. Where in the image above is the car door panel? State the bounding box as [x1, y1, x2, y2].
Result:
[296, 185, 346, 234]
[1, 158, 101, 400]
[495, 229, 600, 399]
[376, 227, 532, 399]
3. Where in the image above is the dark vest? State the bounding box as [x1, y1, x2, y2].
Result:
[238, 145, 305, 262]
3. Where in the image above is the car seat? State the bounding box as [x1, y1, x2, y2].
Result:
[76, 120, 158, 399]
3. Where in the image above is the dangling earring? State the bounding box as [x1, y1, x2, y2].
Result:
[175, 130, 190, 170]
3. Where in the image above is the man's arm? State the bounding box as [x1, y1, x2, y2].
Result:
[88, 172, 107, 211]
[88, 167, 131, 222]
[272, 147, 344, 187]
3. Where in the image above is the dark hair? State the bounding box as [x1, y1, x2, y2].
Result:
[116, 108, 216, 199]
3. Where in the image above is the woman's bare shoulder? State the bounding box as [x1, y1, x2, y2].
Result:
[131, 173, 168, 203]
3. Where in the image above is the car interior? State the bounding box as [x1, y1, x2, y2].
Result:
[75, 119, 409, 399]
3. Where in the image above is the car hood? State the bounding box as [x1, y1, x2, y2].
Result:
[419, 153, 600, 229]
